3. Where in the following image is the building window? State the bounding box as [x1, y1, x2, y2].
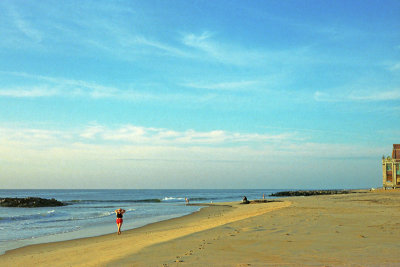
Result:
[397, 164, 400, 175]
[386, 164, 392, 171]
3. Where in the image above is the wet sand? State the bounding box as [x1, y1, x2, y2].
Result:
[1, 190, 400, 266]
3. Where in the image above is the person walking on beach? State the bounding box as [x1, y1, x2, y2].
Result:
[115, 208, 126, 235]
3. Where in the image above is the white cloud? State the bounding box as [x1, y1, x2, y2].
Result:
[0, 2, 190, 60]
[181, 31, 267, 66]
[79, 125, 106, 139]
[0, 71, 155, 100]
[0, 124, 384, 189]
[314, 89, 400, 102]
[349, 90, 400, 101]
[182, 80, 260, 91]
[0, 127, 72, 146]
[0, 124, 295, 151]
[182, 31, 214, 52]
[132, 36, 190, 58]
[314, 91, 341, 102]
[388, 62, 400, 72]
[0, 86, 59, 97]
[0, 124, 383, 168]
[0, 71, 120, 97]
[0, 71, 265, 105]
[79, 124, 294, 146]
[280, 142, 383, 159]
[7, 4, 43, 43]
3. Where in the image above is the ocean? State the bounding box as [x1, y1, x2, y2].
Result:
[0, 189, 281, 254]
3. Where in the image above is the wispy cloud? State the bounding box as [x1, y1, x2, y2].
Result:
[132, 36, 190, 58]
[6, 4, 43, 43]
[181, 80, 261, 91]
[314, 91, 344, 102]
[0, 123, 385, 189]
[0, 127, 72, 147]
[314, 89, 400, 102]
[349, 90, 400, 101]
[0, 2, 190, 60]
[0, 124, 384, 163]
[79, 124, 294, 146]
[0, 71, 122, 99]
[0, 86, 59, 97]
[79, 125, 106, 139]
[0, 123, 296, 150]
[280, 142, 384, 160]
[182, 31, 214, 53]
[388, 62, 400, 72]
[181, 31, 268, 66]
[0, 71, 264, 105]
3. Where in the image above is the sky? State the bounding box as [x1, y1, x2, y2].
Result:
[0, 0, 399, 189]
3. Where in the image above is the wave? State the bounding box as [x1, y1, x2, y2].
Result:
[58, 193, 251, 207]
[135, 199, 162, 203]
[0, 207, 138, 224]
[8, 225, 82, 242]
[0, 210, 57, 222]
[187, 197, 209, 201]
[39, 208, 136, 224]
[65, 199, 161, 204]
[36, 211, 114, 224]
[64, 196, 226, 205]
[163, 197, 184, 201]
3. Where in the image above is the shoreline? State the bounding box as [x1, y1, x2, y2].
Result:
[2, 190, 400, 266]
[1, 200, 283, 256]
[0, 204, 202, 256]
[0, 199, 290, 266]
[0, 188, 277, 254]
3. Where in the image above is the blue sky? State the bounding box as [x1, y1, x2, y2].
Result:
[0, 0, 399, 189]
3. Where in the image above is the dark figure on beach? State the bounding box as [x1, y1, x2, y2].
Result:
[242, 196, 249, 204]
[115, 208, 126, 235]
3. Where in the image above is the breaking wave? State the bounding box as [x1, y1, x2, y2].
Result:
[0, 209, 57, 222]
[65, 199, 162, 204]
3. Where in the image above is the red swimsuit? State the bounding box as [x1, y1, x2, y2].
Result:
[116, 212, 123, 224]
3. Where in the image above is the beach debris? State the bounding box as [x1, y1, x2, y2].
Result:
[250, 199, 281, 203]
[240, 199, 281, 204]
[0, 197, 66, 207]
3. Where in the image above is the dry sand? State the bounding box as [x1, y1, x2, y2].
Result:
[1, 190, 400, 266]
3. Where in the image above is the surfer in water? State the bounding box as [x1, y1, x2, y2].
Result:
[115, 208, 126, 235]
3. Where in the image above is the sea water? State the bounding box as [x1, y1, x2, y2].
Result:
[0, 189, 280, 254]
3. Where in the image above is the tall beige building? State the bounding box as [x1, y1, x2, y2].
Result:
[382, 144, 400, 189]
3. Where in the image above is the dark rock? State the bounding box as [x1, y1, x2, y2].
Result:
[270, 190, 351, 197]
[0, 197, 66, 207]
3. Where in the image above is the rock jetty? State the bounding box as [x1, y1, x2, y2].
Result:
[270, 190, 351, 197]
[0, 197, 66, 207]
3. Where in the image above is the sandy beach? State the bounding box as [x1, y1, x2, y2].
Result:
[1, 190, 400, 267]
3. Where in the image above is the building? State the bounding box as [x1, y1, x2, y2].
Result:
[382, 144, 400, 189]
